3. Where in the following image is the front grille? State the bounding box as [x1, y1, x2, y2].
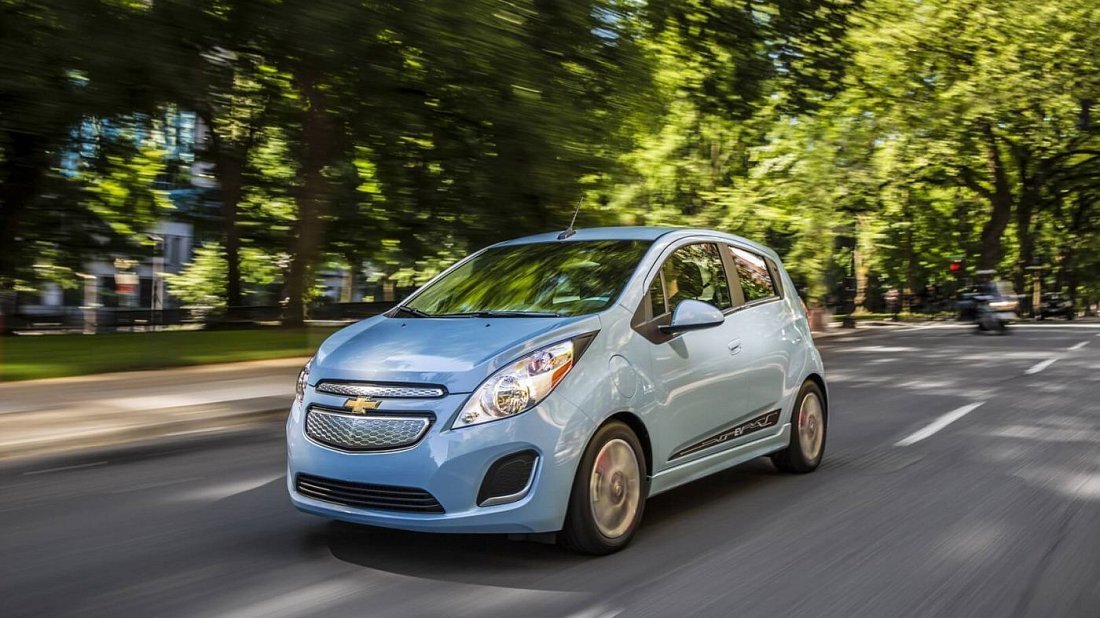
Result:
[296, 473, 444, 513]
[305, 406, 431, 451]
[316, 381, 446, 399]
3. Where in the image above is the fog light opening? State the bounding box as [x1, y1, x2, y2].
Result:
[477, 450, 538, 507]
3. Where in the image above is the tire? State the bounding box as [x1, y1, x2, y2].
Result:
[771, 381, 827, 474]
[560, 421, 647, 555]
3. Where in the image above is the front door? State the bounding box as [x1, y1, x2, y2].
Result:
[636, 242, 761, 470]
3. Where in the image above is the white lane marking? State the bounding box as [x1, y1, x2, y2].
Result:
[839, 345, 917, 353]
[111, 476, 202, 494]
[1069, 341, 1089, 351]
[1025, 358, 1057, 375]
[895, 402, 984, 447]
[568, 605, 623, 618]
[218, 579, 362, 618]
[23, 460, 108, 476]
[171, 473, 283, 503]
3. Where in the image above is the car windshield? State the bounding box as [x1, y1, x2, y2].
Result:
[402, 240, 652, 317]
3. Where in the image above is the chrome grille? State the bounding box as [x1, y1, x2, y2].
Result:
[296, 473, 444, 513]
[316, 381, 445, 399]
[305, 407, 431, 451]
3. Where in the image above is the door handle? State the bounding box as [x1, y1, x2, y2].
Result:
[727, 339, 742, 355]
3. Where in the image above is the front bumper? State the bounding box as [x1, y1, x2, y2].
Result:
[286, 389, 595, 534]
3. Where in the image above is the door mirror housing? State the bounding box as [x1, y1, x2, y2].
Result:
[659, 299, 725, 334]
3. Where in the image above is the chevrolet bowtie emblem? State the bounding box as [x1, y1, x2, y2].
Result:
[344, 397, 381, 414]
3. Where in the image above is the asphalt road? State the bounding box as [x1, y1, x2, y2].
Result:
[3, 323, 1099, 617]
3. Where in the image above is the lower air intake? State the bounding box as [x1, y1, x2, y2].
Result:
[296, 473, 444, 513]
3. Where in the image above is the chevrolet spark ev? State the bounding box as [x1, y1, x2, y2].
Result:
[287, 227, 827, 554]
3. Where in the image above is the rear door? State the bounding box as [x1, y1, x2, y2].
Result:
[723, 244, 791, 415]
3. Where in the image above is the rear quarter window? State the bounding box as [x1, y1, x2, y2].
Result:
[727, 245, 779, 303]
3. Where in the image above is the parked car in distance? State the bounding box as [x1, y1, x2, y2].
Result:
[287, 227, 827, 554]
[1038, 293, 1074, 320]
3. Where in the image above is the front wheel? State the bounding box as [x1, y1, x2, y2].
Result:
[560, 421, 647, 555]
[771, 381, 827, 473]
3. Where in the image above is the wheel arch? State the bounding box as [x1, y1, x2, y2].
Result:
[804, 372, 828, 418]
[603, 411, 653, 477]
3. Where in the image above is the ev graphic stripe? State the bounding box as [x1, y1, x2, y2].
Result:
[670, 410, 781, 460]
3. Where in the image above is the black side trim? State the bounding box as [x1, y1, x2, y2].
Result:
[670, 410, 781, 460]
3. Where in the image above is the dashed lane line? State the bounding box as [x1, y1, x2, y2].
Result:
[895, 402, 985, 447]
[22, 460, 108, 476]
[1025, 358, 1058, 375]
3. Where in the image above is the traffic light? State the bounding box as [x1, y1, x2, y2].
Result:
[949, 260, 963, 273]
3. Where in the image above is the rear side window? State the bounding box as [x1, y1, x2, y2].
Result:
[728, 246, 779, 303]
[659, 243, 733, 311]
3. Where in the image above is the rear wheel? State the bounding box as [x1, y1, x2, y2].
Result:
[560, 421, 646, 555]
[771, 381, 827, 473]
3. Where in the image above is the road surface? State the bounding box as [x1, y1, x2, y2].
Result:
[2, 324, 1099, 617]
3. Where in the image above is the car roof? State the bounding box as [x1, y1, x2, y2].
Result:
[494, 226, 679, 244]
[493, 226, 777, 258]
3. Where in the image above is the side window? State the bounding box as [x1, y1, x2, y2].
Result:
[728, 246, 778, 303]
[647, 272, 668, 317]
[660, 243, 733, 311]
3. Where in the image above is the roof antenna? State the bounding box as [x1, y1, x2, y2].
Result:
[557, 198, 582, 240]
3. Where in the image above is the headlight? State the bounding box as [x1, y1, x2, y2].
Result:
[453, 339, 578, 428]
[295, 357, 313, 404]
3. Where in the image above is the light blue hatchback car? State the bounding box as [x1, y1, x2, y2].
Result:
[287, 227, 827, 554]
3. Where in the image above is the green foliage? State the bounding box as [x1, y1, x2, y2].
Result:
[2, 0, 1099, 323]
[167, 242, 285, 307]
[0, 327, 338, 381]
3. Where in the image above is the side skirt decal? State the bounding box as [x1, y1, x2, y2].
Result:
[670, 410, 781, 461]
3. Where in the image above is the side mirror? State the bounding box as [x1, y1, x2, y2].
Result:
[659, 299, 725, 334]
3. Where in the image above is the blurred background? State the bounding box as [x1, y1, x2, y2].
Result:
[3, 2, 1100, 616]
[1, 0, 1098, 359]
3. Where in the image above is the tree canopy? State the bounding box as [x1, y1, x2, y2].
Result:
[1, 0, 1098, 324]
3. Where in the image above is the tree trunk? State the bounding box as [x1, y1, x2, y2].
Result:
[0, 132, 49, 334]
[285, 72, 335, 328]
[219, 155, 244, 311]
[1013, 146, 1039, 314]
[976, 122, 1014, 272]
[1062, 193, 1091, 313]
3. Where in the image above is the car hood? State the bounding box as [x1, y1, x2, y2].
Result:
[311, 313, 602, 394]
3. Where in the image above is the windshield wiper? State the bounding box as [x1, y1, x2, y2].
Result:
[392, 305, 433, 318]
[436, 310, 563, 318]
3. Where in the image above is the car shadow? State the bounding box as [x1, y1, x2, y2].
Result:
[321, 457, 786, 589]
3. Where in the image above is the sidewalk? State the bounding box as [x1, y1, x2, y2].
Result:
[0, 357, 306, 462]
